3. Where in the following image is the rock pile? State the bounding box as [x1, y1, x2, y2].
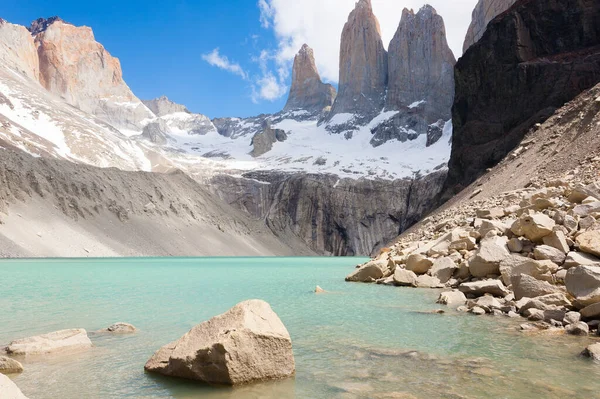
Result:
[348, 177, 600, 339]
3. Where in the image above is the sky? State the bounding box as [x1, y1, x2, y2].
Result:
[3, 0, 478, 119]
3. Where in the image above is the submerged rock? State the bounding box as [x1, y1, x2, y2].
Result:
[144, 300, 295, 386]
[0, 356, 23, 374]
[102, 323, 137, 334]
[6, 329, 92, 355]
[581, 343, 600, 361]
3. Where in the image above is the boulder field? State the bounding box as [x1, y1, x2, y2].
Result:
[348, 176, 600, 355]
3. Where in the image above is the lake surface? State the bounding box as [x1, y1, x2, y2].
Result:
[1, 257, 600, 399]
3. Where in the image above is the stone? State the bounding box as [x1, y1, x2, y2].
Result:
[0, 373, 28, 398]
[565, 266, 600, 307]
[346, 260, 386, 282]
[144, 300, 295, 385]
[499, 255, 557, 286]
[429, 257, 458, 284]
[6, 329, 92, 355]
[471, 306, 486, 315]
[507, 238, 524, 253]
[415, 275, 443, 289]
[250, 121, 288, 157]
[566, 322, 589, 336]
[564, 215, 579, 232]
[476, 208, 504, 220]
[579, 216, 597, 231]
[283, 44, 336, 114]
[393, 269, 418, 287]
[519, 294, 572, 312]
[533, 245, 566, 265]
[564, 311, 582, 325]
[329, 0, 387, 121]
[437, 291, 467, 306]
[103, 323, 136, 334]
[315, 286, 326, 294]
[581, 343, 600, 361]
[34, 19, 154, 130]
[462, 0, 517, 52]
[581, 303, 600, 319]
[405, 254, 433, 275]
[512, 274, 561, 300]
[507, 311, 520, 318]
[473, 296, 502, 312]
[524, 308, 544, 321]
[511, 213, 556, 242]
[0, 356, 23, 374]
[478, 219, 510, 237]
[542, 231, 570, 254]
[564, 252, 600, 268]
[468, 239, 510, 277]
[576, 231, 600, 257]
[459, 280, 510, 297]
[573, 202, 600, 217]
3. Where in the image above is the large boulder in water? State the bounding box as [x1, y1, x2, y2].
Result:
[0, 373, 28, 398]
[144, 300, 295, 386]
[5, 329, 92, 355]
[0, 356, 23, 374]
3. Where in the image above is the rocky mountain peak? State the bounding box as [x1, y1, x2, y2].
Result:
[0, 18, 6, 25]
[328, 0, 387, 124]
[463, 0, 517, 53]
[386, 4, 455, 122]
[143, 96, 191, 117]
[283, 44, 336, 115]
[28, 16, 67, 35]
[0, 18, 40, 81]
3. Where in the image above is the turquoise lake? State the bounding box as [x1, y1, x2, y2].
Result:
[1, 257, 600, 398]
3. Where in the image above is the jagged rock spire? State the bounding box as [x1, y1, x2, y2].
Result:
[386, 4, 456, 122]
[28, 16, 66, 35]
[283, 44, 336, 114]
[328, 0, 387, 122]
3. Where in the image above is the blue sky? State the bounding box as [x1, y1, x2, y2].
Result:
[3, 0, 288, 118]
[2, 0, 478, 119]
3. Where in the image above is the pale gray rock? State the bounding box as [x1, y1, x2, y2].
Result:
[415, 274, 443, 288]
[468, 238, 510, 277]
[143, 96, 190, 117]
[512, 274, 561, 300]
[429, 257, 458, 283]
[542, 231, 570, 254]
[507, 238, 524, 253]
[533, 245, 566, 265]
[581, 303, 600, 319]
[0, 373, 28, 398]
[581, 343, 600, 361]
[565, 266, 600, 308]
[102, 322, 136, 334]
[564, 251, 600, 269]
[405, 254, 433, 275]
[141, 119, 170, 145]
[471, 306, 486, 315]
[144, 300, 295, 385]
[566, 322, 589, 336]
[393, 268, 418, 287]
[346, 260, 387, 282]
[250, 121, 287, 157]
[6, 329, 92, 355]
[511, 213, 555, 242]
[0, 356, 23, 374]
[576, 231, 600, 258]
[459, 280, 510, 297]
[499, 255, 557, 285]
[564, 311, 582, 325]
[284, 44, 336, 115]
[437, 291, 467, 306]
[0, 19, 39, 81]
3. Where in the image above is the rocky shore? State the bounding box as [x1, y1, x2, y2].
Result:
[348, 168, 600, 359]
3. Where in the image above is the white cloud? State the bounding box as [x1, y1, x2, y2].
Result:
[252, 73, 288, 103]
[258, 0, 479, 83]
[202, 48, 248, 80]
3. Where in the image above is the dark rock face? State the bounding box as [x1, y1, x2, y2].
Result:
[284, 44, 336, 115]
[28, 17, 65, 35]
[328, 0, 388, 125]
[386, 6, 456, 123]
[426, 120, 446, 147]
[444, 0, 600, 198]
[141, 119, 170, 145]
[250, 121, 287, 157]
[463, 0, 518, 53]
[370, 112, 424, 147]
[210, 171, 447, 256]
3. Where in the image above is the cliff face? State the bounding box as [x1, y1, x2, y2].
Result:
[444, 0, 600, 198]
[0, 20, 39, 81]
[328, 0, 388, 123]
[211, 171, 447, 256]
[386, 5, 456, 123]
[143, 96, 190, 117]
[463, 0, 517, 53]
[283, 44, 336, 115]
[33, 18, 154, 130]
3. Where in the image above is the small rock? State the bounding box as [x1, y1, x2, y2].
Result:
[563, 311, 582, 325]
[580, 343, 600, 361]
[542, 231, 570, 254]
[576, 231, 600, 257]
[0, 356, 23, 374]
[437, 291, 467, 306]
[459, 280, 510, 297]
[512, 274, 561, 300]
[405, 254, 434, 275]
[104, 323, 137, 334]
[566, 322, 589, 336]
[507, 238, 524, 253]
[565, 266, 600, 307]
[580, 303, 600, 319]
[511, 213, 555, 242]
[533, 245, 566, 265]
[564, 251, 600, 268]
[471, 306, 486, 315]
[346, 260, 386, 282]
[393, 269, 418, 287]
[6, 329, 92, 355]
[315, 286, 326, 294]
[429, 257, 458, 284]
